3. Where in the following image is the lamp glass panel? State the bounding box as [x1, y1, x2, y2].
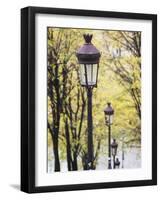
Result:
[79, 64, 98, 86]
[86, 64, 98, 86]
[109, 115, 113, 124]
[111, 146, 116, 156]
[105, 114, 113, 125]
[92, 64, 98, 85]
[86, 64, 92, 85]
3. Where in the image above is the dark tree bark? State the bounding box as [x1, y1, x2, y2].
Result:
[52, 132, 60, 171]
[48, 63, 61, 172]
[65, 119, 72, 171]
[81, 152, 89, 170]
[64, 84, 86, 171]
[72, 151, 78, 171]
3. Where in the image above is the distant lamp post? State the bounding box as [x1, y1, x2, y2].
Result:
[112, 47, 121, 59]
[104, 103, 114, 126]
[104, 102, 114, 169]
[76, 34, 101, 169]
[111, 139, 118, 169]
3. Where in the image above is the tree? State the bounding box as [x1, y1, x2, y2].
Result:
[47, 28, 84, 171]
[64, 85, 86, 170]
[103, 31, 141, 137]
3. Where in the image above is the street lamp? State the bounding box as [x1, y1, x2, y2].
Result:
[111, 139, 118, 168]
[76, 34, 101, 169]
[104, 102, 114, 169]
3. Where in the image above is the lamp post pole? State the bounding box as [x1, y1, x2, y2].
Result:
[87, 87, 93, 169]
[111, 139, 118, 169]
[122, 141, 124, 168]
[108, 125, 112, 169]
[113, 154, 116, 169]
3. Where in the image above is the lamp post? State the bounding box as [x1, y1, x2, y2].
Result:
[111, 139, 118, 169]
[76, 34, 101, 169]
[104, 103, 114, 169]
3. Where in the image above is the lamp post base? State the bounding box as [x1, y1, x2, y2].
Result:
[108, 158, 112, 169]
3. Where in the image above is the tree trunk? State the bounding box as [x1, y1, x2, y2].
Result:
[82, 153, 88, 170]
[53, 64, 61, 172]
[72, 151, 78, 170]
[51, 132, 60, 172]
[65, 119, 72, 171]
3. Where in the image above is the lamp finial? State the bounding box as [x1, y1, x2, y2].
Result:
[83, 34, 93, 44]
